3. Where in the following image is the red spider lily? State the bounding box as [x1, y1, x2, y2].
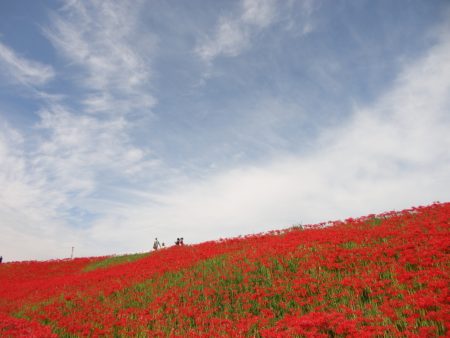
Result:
[0, 202, 448, 336]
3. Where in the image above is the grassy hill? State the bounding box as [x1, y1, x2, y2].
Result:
[0, 202, 448, 337]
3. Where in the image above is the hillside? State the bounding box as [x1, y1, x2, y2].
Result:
[0, 203, 449, 337]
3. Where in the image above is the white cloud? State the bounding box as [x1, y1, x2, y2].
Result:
[197, 17, 249, 61]
[34, 105, 157, 196]
[195, 0, 316, 63]
[0, 105, 160, 261]
[242, 0, 275, 27]
[86, 20, 450, 251]
[0, 41, 55, 86]
[0, 0, 161, 261]
[0, 1, 164, 262]
[0, 121, 79, 261]
[44, 0, 156, 114]
[195, 0, 276, 62]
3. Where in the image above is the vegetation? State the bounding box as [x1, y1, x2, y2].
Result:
[0, 202, 448, 337]
[83, 252, 149, 272]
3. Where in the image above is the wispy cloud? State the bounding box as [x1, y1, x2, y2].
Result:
[87, 19, 450, 250]
[28, 0, 161, 215]
[0, 120, 78, 261]
[195, 0, 277, 63]
[195, 0, 316, 63]
[0, 102, 160, 260]
[0, 41, 55, 86]
[196, 16, 249, 62]
[44, 0, 156, 114]
[241, 0, 275, 27]
[34, 1, 161, 195]
[35, 105, 157, 193]
[0, 1, 162, 261]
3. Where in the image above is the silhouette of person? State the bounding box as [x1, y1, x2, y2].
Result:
[153, 238, 161, 250]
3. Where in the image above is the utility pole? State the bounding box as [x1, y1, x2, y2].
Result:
[71, 246, 74, 259]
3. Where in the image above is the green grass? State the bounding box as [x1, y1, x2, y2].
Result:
[83, 252, 149, 272]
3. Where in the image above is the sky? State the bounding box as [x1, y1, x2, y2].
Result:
[0, 0, 449, 262]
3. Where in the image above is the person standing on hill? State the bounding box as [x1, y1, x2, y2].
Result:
[0, 256, 2, 263]
[153, 238, 161, 251]
[180, 238, 184, 245]
[175, 238, 180, 246]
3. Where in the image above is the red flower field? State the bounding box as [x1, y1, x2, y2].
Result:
[0, 202, 449, 337]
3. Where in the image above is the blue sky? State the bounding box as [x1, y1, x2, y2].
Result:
[1, 0, 449, 261]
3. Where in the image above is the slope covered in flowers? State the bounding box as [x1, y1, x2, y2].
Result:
[0, 202, 449, 337]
